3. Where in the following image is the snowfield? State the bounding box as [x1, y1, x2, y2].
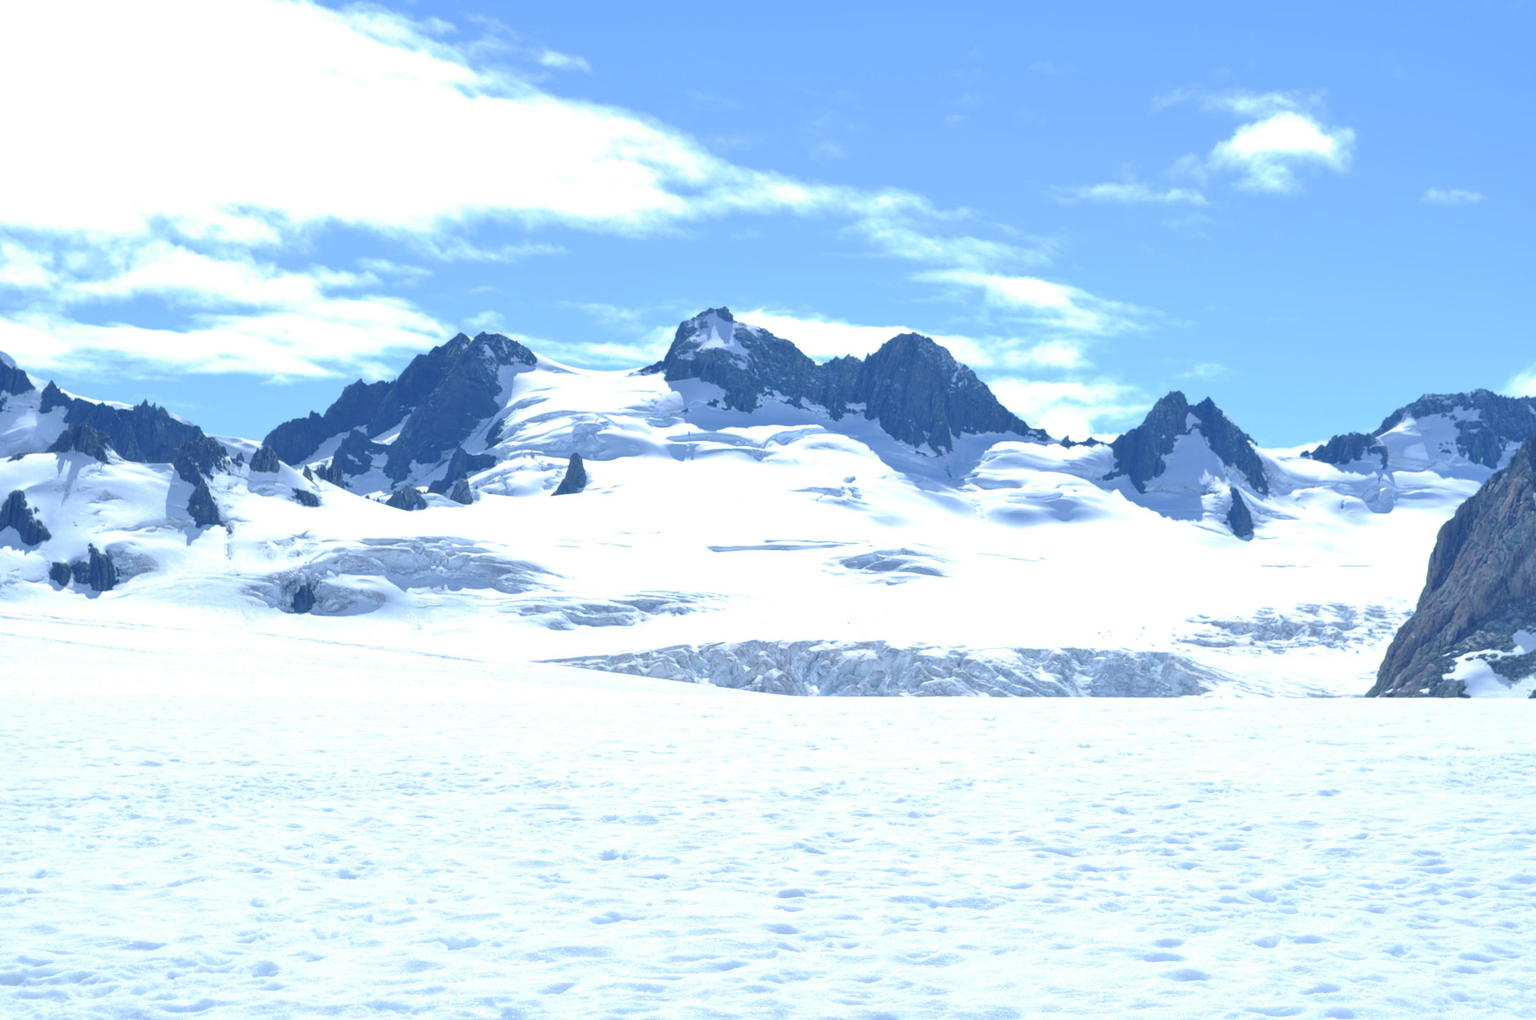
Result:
[5, 610, 1535, 1019]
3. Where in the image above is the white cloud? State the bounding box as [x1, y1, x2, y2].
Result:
[916, 270, 1150, 336]
[1422, 187, 1486, 205]
[1206, 111, 1355, 193]
[0, 1, 901, 244]
[0, 301, 447, 381]
[536, 49, 591, 73]
[0, 0, 1146, 387]
[989, 378, 1144, 441]
[1057, 183, 1207, 206]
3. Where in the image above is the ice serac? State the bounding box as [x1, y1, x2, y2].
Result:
[549, 641, 1227, 697]
[264, 331, 538, 488]
[39, 382, 207, 463]
[653, 307, 1047, 452]
[1311, 390, 1536, 476]
[1371, 436, 1536, 697]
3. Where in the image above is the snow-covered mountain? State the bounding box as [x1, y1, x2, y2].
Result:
[1304, 389, 1536, 479]
[0, 308, 1510, 697]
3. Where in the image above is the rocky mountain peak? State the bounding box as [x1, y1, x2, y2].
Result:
[654, 309, 1045, 451]
[263, 328, 539, 488]
[1106, 392, 1268, 496]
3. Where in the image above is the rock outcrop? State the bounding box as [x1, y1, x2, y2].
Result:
[428, 447, 495, 495]
[1302, 431, 1387, 469]
[1371, 437, 1536, 696]
[0, 490, 51, 545]
[552, 452, 588, 495]
[250, 443, 282, 473]
[65, 545, 118, 592]
[1226, 487, 1254, 540]
[385, 486, 427, 511]
[187, 481, 223, 528]
[173, 436, 232, 484]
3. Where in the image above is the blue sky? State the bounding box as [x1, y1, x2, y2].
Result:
[0, 0, 1529, 444]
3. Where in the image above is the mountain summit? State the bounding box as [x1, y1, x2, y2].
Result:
[652, 307, 1048, 452]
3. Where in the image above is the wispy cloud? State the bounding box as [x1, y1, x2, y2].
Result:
[1421, 187, 1486, 205]
[536, 48, 591, 73]
[916, 270, 1152, 336]
[1056, 182, 1207, 206]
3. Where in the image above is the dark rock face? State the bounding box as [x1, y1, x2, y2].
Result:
[654, 308, 1047, 452]
[1105, 391, 1269, 495]
[264, 332, 537, 486]
[428, 447, 496, 495]
[264, 379, 391, 465]
[385, 485, 427, 511]
[330, 429, 386, 479]
[447, 478, 475, 505]
[1303, 431, 1387, 469]
[173, 436, 232, 484]
[250, 443, 282, 473]
[1372, 437, 1536, 697]
[291, 490, 320, 507]
[854, 333, 1040, 451]
[187, 481, 222, 528]
[42, 383, 207, 463]
[69, 545, 118, 592]
[0, 490, 51, 545]
[0, 355, 33, 396]
[1226, 487, 1254, 540]
[553, 452, 588, 496]
[47, 424, 113, 460]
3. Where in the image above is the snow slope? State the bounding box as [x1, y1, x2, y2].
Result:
[4, 613, 1535, 1018]
[0, 311, 1507, 697]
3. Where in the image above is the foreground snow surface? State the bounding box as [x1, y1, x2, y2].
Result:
[5, 613, 1536, 1019]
